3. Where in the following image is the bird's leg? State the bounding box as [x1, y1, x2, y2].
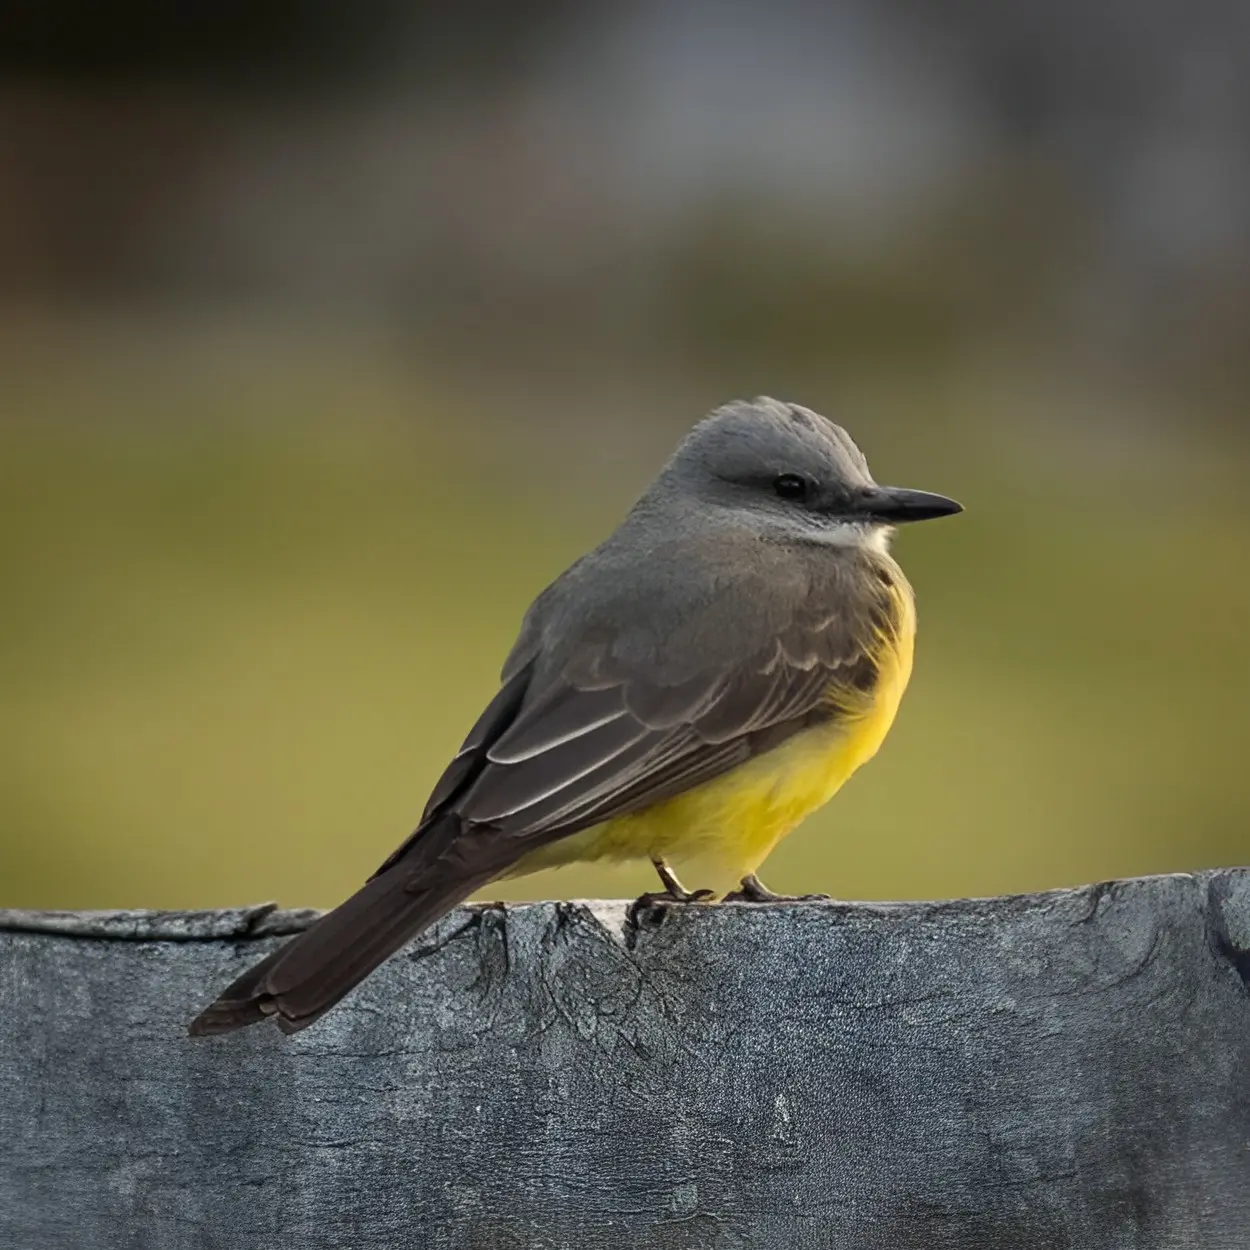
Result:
[653, 858, 716, 901]
[723, 873, 831, 904]
[630, 858, 716, 916]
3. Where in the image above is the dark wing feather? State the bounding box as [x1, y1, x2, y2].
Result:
[450, 568, 896, 843]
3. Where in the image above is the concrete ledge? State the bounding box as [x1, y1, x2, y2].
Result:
[3, 870, 1249, 1249]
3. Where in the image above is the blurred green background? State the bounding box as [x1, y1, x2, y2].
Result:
[2, 3, 1248, 910]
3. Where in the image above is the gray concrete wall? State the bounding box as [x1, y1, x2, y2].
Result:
[2, 869, 1249, 1249]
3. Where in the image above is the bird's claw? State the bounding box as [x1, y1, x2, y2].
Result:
[641, 885, 717, 906]
[627, 885, 716, 926]
[723, 874, 830, 904]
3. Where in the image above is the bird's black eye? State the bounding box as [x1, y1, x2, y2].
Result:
[773, 473, 809, 501]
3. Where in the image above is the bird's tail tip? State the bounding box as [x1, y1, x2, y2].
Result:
[187, 945, 293, 1037]
[187, 997, 276, 1037]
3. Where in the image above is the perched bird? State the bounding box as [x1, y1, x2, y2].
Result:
[190, 397, 961, 1035]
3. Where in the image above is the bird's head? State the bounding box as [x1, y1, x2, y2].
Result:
[654, 396, 962, 548]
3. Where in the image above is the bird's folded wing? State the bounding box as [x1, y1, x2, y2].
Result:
[382, 574, 898, 872]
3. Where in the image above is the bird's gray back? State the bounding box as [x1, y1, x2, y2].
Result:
[505, 516, 894, 696]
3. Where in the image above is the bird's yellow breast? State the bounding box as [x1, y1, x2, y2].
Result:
[513, 569, 916, 892]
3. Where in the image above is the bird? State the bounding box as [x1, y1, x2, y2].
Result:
[189, 396, 961, 1035]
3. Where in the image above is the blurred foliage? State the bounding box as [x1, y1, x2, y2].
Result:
[3, 354, 1248, 911]
[0, 0, 568, 86]
[660, 167, 1085, 381]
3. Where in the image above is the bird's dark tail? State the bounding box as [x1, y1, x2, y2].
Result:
[188, 827, 509, 1036]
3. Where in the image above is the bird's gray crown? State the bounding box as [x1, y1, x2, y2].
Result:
[668, 396, 874, 490]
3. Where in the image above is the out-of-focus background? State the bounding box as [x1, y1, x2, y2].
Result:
[3, 2, 1249, 911]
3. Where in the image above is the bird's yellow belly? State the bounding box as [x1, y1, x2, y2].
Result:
[512, 605, 915, 893]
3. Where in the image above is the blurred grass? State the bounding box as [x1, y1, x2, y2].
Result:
[2, 365, 1248, 909]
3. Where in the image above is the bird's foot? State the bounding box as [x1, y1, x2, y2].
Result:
[723, 873, 830, 904]
[628, 859, 716, 925]
[649, 858, 715, 903]
[626, 884, 715, 927]
[632, 885, 717, 909]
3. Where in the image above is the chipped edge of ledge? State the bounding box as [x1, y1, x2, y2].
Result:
[573, 898, 632, 946]
[2, 868, 1245, 942]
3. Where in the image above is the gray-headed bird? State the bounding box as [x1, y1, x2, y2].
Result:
[190, 397, 961, 1035]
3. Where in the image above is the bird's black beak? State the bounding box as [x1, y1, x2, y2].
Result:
[854, 485, 963, 524]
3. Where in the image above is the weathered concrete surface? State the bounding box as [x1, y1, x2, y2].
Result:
[2, 870, 1249, 1250]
